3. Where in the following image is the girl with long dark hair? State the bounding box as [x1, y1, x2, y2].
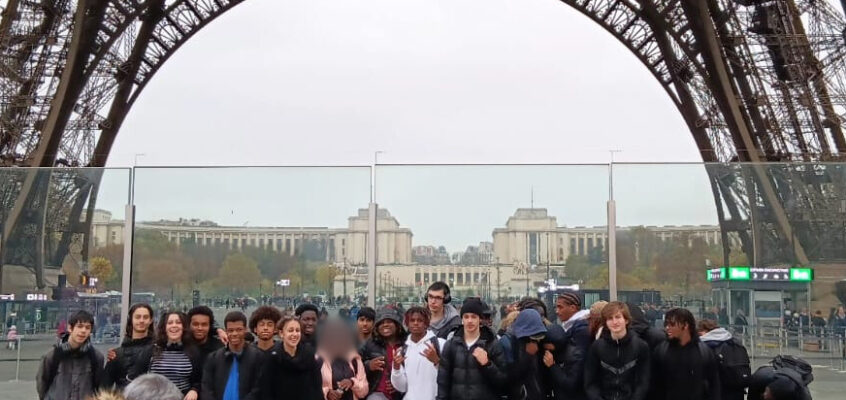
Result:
[264, 315, 324, 399]
[129, 311, 202, 400]
[103, 303, 155, 389]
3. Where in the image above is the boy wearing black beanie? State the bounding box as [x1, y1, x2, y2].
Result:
[436, 298, 507, 400]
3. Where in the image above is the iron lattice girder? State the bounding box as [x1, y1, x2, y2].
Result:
[1, 0, 846, 271]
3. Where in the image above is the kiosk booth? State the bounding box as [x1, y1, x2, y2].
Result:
[707, 266, 814, 328]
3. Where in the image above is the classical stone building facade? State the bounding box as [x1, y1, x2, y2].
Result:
[493, 208, 738, 265]
[91, 208, 413, 264]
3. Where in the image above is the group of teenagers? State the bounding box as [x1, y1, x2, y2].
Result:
[37, 281, 811, 400]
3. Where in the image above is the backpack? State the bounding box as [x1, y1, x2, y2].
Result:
[771, 355, 813, 386]
[713, 338, 752, 391]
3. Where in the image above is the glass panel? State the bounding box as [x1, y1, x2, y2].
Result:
[614, 162, 846, 389]
[131, 167, 370, 313]
[0, 167, 130, 384]
[374, 164, 609, 315]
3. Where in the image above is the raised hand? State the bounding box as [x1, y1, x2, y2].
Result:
[471, 347, 489, 366]
[393, 348, 405, 370]
[421, 342, 440, 366]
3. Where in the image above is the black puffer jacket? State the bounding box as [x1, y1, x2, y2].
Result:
[103, 336, 154, 389]
[436, 325, 507, 400]
[583, 330, 651, 400]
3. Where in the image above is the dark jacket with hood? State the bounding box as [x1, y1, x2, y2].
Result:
[626, 303, 666, 351]
[501, 309, 549, 400]
[549, 312, 591, 400]
[437, 325, 507, 400]
[263, 341, 323, 400]
[701, 328, 750, 400]
[36, 334, 105, 400]
[103, 335, 154, 389]
[360, 307, 408, 397]
[201, 344, 265, 400]
[430, 304, 461, 339]
[583, 329, 651, 400]
[652, 338, 722, 400]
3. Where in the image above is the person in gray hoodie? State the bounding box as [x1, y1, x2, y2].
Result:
[426, 282, 461, 339]
[698, 319, 751, 400]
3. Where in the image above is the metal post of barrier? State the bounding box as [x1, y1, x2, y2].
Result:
[840, 335, 845, 372]
[14, 337, 21, 381]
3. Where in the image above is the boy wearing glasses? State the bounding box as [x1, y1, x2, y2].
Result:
[425, 282, 461, 339]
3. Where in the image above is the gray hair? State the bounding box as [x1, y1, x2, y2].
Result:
[123, 373, 183, 400]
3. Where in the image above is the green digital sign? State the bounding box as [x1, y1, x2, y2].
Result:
[728, 267, 751, 280]
[707, 266, 814, 282]
[790, 268, 814, 282]
[707, 268, 726, 281]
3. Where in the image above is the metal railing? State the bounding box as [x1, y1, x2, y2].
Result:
[730, 324, 846, 372]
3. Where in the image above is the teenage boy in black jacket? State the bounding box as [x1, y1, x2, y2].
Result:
[201, 311, 264, 400]
[583, 302, 650, 400]
[652, 308, 721, 400]
[437, 298, 507, 400]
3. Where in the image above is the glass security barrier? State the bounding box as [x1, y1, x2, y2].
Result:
[374, 164, 610, 322]
[613, 162, 846, 394]
[0, 167, 131, 382]
[130, 167, 371, 316]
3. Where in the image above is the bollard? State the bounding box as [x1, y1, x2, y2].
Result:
[15, 336, 22, 381]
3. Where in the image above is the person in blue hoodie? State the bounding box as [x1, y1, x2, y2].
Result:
[500, 309, 549, 400]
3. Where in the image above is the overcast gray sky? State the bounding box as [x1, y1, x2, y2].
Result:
[97, 0, 725, 252]
[107, 0, 701, 167]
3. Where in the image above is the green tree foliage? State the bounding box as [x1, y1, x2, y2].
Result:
[315, 265, 338, 293]
[89, 257, 114, 288]
[213, 253, 262, 295]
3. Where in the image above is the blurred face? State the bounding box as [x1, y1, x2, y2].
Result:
[300, 311, 318, 336]
[226, 320, 246, 351]
[281, 320, 301, 348]
[131, 307, 152, 336]
[556, 299, 578, 322]
[357, 317, 374, 336]
[427, 289, 446, 313]
[319, 320, 355, 358]
[462, 313, 480, 334]
[166, 314, 184, 342]
[377, 320, 397, 339]
[68, 322, 92, 347]
[255, 319, 276, 341]
[190, 314, 211, 343]
[407, 313, 428, 337]
[605, 311, 627, 337]
[664, 320, 686, 341]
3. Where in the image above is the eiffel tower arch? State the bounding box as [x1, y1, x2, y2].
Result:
[2, 0, 846, 290]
